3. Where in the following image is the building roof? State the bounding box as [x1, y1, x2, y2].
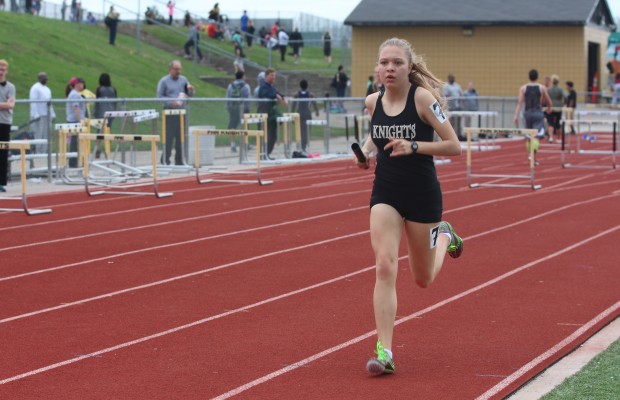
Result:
[344, 0, 615, 28]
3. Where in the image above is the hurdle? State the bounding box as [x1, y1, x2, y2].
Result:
[56, 122, 88, 184]
[192, 128, 273, 186]
[161, 109, 192, 172]
[276, 112, 300, 158]
[0, 141, 52, 215]
[242, 113, 268, 162]
[79, 133, 173, 198]
[465, 127, 541, 190]
[307, 119, 328, 153]
[102, 110, 159, 174]
[561, 120, 617, 169]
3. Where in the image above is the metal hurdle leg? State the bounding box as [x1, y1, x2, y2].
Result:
[0, 141, 52, 215]
[466, 127, 541, 190]
[193, 128, 273, 185]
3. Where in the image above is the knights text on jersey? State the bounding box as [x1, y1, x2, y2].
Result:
[370, 85, 439, 192]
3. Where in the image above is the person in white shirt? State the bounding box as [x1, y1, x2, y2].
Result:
[278, 28, 289, 62]
[29, 72, 55, 154]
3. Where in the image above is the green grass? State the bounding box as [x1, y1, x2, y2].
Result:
[541, 337, 620, 399]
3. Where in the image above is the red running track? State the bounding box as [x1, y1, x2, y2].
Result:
[0, 141, 618, 399]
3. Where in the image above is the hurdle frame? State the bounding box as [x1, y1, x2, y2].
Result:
[81, 110, 161, 183]
[192, 128, 273, 186]
[465, 127, 541, 190]
[0, 141, 52, 215]
[561, 120, 617, 169]
[161, 109, 192, 172]
[306, 119, 328, 153]
[79, 133, 173, 198]
[242, 113, 269, 162]
[277, 112, 301, 158]
[56, 122, 88, 184]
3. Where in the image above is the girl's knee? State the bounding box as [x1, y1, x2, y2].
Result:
[414, 275, 434, 288]
[375, 256, 397, 281]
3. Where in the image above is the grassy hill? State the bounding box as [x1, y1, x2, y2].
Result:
[0, 12, 348, 140]
[0, 12, 225, 100]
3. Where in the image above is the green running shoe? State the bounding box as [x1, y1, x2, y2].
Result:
[439, 221, 463, 259]
[366, 340, 395, 376]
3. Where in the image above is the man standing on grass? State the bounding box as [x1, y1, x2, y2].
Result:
[0, 59, 16, 192]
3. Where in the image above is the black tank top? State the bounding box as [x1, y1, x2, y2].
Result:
[371, 84, 439, 192]
[524, 84, 542, 112]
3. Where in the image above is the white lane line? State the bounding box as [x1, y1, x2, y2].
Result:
[1, 219, 618, 387]
[2, 189, 618, 325]
[476, 301, 620, 400]
[0, 170, 368, 233]
[211, 225, 620, 399]
[0, 190, 368, 253]
[0, 230, 367, 324]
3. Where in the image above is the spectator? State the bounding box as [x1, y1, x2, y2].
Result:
[231, 29, 245, 73]
[240, 10, 249, 32]
[225, 70, 251, 152]
[79, 79, 96, 119]
[245, 20, 255, 50]
[565, 80, 577, 134]
[322, 31, 332, 65]
[105, 6, 120, 46]
[167, 1, 174, 25]
[257, 68, 288, 159]
[94, 73, 117, 158]
[184, 22, 204, 62]
[208, 3, 219, 22]
[513, 69, 551, 165]
[278, 28, 289, 62]
[253, 71, 265, 99]
[29, 72, 56, 155]
[145, 7, 155, 25]
[463, 81, 479, 111]
[61, 0, 67, 20]
[184, 10, 192, 27]
[270, 21, 279, 37]
[156, 60, 194, 165]
[0, 59, 15, 193]
[289, 28, 303, 64]
[331, 65, 349, 112]
[442, 74, 463, 139]
[546, 74, 564, 143]
[292, 79, 319, 153]
[86, 12, 96, 24]
[258, 26, 268, 47]
[65, 77, 86, 168]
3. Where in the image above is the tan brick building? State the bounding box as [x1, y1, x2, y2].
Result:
[344, 0, 616, 98]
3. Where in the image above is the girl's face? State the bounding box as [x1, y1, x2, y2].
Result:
[377, 45, 410, 88]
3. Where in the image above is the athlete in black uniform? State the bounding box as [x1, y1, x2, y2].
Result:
[354, 38, 464, 376]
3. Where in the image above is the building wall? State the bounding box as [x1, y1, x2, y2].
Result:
[350, 25, 606, 98]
